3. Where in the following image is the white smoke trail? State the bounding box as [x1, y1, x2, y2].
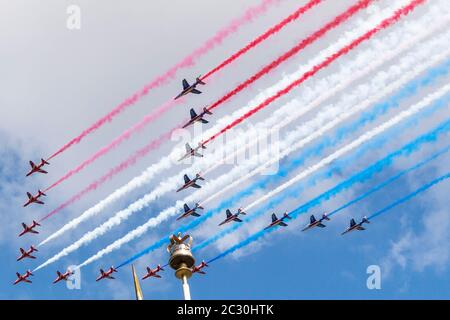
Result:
[38, 0, 407, 247]
[70, 22, 450, 270]
[243, 83, 450, 212]
[210, 45, 450, 211]
[34, 1, 447, 271]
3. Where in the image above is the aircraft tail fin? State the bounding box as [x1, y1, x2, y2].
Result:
[196, 77, 206, 85]
[196, 203, 204, 210]
[196, 173, 205, 181]
[41, 158, 50, 165]
[203, 107, 212, 115]
[238, 208, 246, 215]
[362, 216, 370, 224]
[33, 220, 41, 226]
[283, 212, 292, 220]
[322, 214, 330, 221]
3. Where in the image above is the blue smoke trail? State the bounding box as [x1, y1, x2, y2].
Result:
[209, 172, 450, 265]
[117, 60, 450, 268]
[195, 115, 450, 252]
[327, 144, 450, 217]
[368, 171, 450, 220]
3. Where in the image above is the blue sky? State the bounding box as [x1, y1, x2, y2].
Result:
[1, 0, 449, 299]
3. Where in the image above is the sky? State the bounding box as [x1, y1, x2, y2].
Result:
[0, 0, 449, 299]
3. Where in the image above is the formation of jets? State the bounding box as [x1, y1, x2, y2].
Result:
[178, 143, 206, 161]
[23, 190, 46, 207]
[192, 261, 209, 275]
[96, 266, 118, 282]
[176, 173, 205, 192]
[18, 221, 41, 237]
[53, 269, 74, 284]
[17, 246, 38, 261]
[177, 203, 204, 221]
[14, 73, 375, 287]
[302, 214, 330, 232]
[264, 212, 292, 230]
[142, 265, 164, 280]
[14, 270, 33, 285]
[174, 77, 206, 100]
[183, 108, 213, 128]
[341, 217, 370, 235]
[219, 208, 246, 226]
[26, 159, 49, 177]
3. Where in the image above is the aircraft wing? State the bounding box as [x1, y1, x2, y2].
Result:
[20, 248, 25, 254]
[22, 223, 27, 229]
[278, 221, 288, 227]
[154, 274, 161, 278]
[183, 174, 190, 184]
[317, 223, 326, 228]
[193, 151, 203, 157]
[30, 230, 39, 234]
[27, 192, 32, 199]
[29, 255, 36, 259]
[38, 169, 48, 174]
[182, 79, 190, 90]
[200, 119, 208, 124]
[191, 183, 201, 189]
[271, 213, 278, 223]
[191, 88, 202, 94]
[183, 204, 190, 212]
[233, 217, 243, 223]
[35, 200, 44, 205]
[24, 279, 32, 283]
[356, 226, 365, 231]
[191, 212, 201, 217]
[190, 109, 197, 119]
[226, 209, 233, 218]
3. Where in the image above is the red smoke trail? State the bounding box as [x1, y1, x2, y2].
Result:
[202, 0, 425, 145]
[201, 0, 323, 80]
[205, 0, 373, 112]
[46, 0, 279, 161]
[40, 128, 179, 221]
[44, 99, 180, 192]
[41, 0, 370, 194]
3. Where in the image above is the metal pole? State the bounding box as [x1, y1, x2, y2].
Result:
[181, 275, 191, 300]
